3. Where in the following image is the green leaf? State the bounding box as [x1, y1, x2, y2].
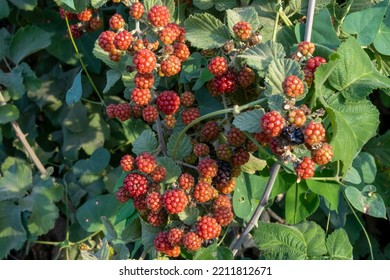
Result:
[352, 152, 377, 184]
[167, 131, 192, 160]
[240, 154, 267, 174]
[344, 167, 362, 185]
[322, 95, 380, 175]
[267, 94, 285, 113]
[0, 163, 32, 201]
[328, 37, 390, 101]
[0, 69, 25, 99]
[226, 8, 260, 38]
[288, 0, 331, 15]
[233, 109, 264, 133]
[177, 206, 199, 225]
[326, 229, 353, 260]
[66, 69, 83, 105]
[8, 0, 37, 11]
[60, 0, 75, 9]
[0, 104, 19, 124]
[194, 243, 233, 260]
[238, 41, 286, 74]
[91, 0, 108, 8]
[103, 70, 121, 94]
[342, 0, 388, 46]
[195, 86, 224, 116]
[285, 182, 320, 224]
[0, 201, 26, 259]
[306, 180, 340, 211]
[184, 13, 230, 50]
[132, 130, 158, 155]
[9, 25, 51, 64]
[113, 243, 130, 260]
[294, 221, 327, 258]
[121, 216, 141, 243]
[0, 28, 11, 58]
[114, 200, 136, 224]
[365, 130, 390, 168]
[92, 42, 121, 71]
[344, 185, 387, 219]
[122, 118, 151, 144]
[193, 0, 236, 11]
[0, 0, 10, 19]
[373, 7, 390, 55]
[140, 218, 160, 252]
[101, 216, 117, 242]
[157, 157, 181, 184]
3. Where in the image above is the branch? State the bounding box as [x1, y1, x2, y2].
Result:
[156, 117, 167, 156]
[304, 0, 316, 42]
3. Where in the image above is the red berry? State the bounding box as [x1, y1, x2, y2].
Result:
[181, 107, 200, 125]
[297, 41, 315, 57]
[114, 30, 132, 51]
[213, 195, 232, 211]
[196, 216, 221, 240]
[303, 121, 326, 146]
[208, 56, 228, 76]
[178, 173, 195, 190]
[69, 25, 83, 39]
[116, 187, 130, 203]
[109, 49, 122, 62]
[157, 90, 181, 115]
[146, 191, 163, 212]
[206, 80, 222, 97]
[123, 173, 148, 197]
[132, 88, 151, 106]
[193, 143, 210, 157]
[213, 206, 233, 226]
[200, 121, 220, 142]
[238, 66, 255, 87]
[162, 189, 188, 214]
[142, 105, 158, 123]
[254, 132, 270, 146]
[227, 127, 246, 147]
[160, 55, 181, 76]
[159, 27, 179, 45]
[283, 75, 304, 98]
[180, 91, 195, 107]
[148, 5, 170, 27]
[288, 109, 306, 127]
[164, 115, 176, 129]
[132, 105, 143, 118]
[295, 156, 315, 180]
[114, 103, 132, 121]
[130, 2, 144, 20]
[166, 22, 181, 37]
[136, 152, 157, 174]
[59, 8, 77, 20]
[193, 182, 214, 203]
[303, 68, 314, 88]
[177, 26, 186, 43]
[167, 228, 184, 246]
[98, 30, 116, 52]
[148, 210, 168, 227]
[212, 69, 238, 94]
[217, 178, 236, 194]
[154, 231, 171, 252]
[231, 147, 250, 167]
[261, 111, 285, 137]
[182, 232, 202, 251]
[173, 42, 190, 62]
[311, 142, 333, 165]
[233, 21, 252, 41]
[165, 245, 181, 257]
[305, 56, 327, 72]
[216, 144, 232, 161]
[77, 9, 93, 22]
[133, 194, 147, 213]
[120, 154, 135, 172]
[133, 49, 157, 74]
[109, 14, 125, 30]
[197, 158, 218, 178]
[151, 166, 166, 183]
[130, 38, 144, 53]
[134, 73, 154, 89]
[89, 17, 103, 31]
[106, 104, 116, 118]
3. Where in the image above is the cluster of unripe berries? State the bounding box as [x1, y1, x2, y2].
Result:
[59, 7, 103, 39]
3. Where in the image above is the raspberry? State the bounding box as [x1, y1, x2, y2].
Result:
[163, 189, 188, 214]
[77, 9, 93, 22]
[303, 68, 314, 88]
[193, 182, 214, 203]
[131, 88, 151, 106]
[182, 232, 203, 251]
[268, 138, 290, 157]
[136, 152, 157, 174]
[148, 5, 170, 27]
[213, 206, 233, 226]
[160, 55, 181, 76]
[146, 191, 163, 212]
[178, 173, 195, 190]
[213, 195, 232, 211]
[212, 160, 232, 188]
[200, 121, 220, 142]
[114, 103, 132, 121]
[132, 105, 143, 118]
[167, 228, 184, 246]
[261, 111, 285, 137]
[177, 26, 186, 43]
[297, 41, 315, 57]
[311, 142, 333, 165]
[283, 75, 304, 98]
[151, 166, 166, 183]
[246, 138, 258, 152]
[181, 108, 200, 125]
[133, 49, 157, 74]
[115, 187, 130, 203]
[254, 132, 270, 146]
[180, 91, 195, 107]
[288, 109, 306, 127]
[164, 246, 181, 257]
[208, 56, 228, 76]
[130, 2, 144, 20]
[157, 90, 181, 115]
[164, 115, 176, 129]
[154, 231, 171, 252]
[149, 182, 161, 193]
[148, 210, 168, 227]
[295, 156, 315, 180]
[89, 17, 103, 31]
[281, 126, 304, 145]
[69, 25, 83, 39]
[134, 73, 154, 89]
[142, 105, 159, 123]
[231, 147, 250, 167]
[193, 143, 210, 157]
[305, 56, 327, 72]
[123, 173, 148, 197]
[184, 153, 197, 165]
[198, 176, 212, 184]
[212, 70, 238, 94]
[133, 194, 148, 213]
[217, 178, 236, 194]
[303, 121, 326, 146]
[206, 80, 222, 97]
[130, 39, 144, 53]
[238, 67, 255, 87]
[216, 144, 232, 161]
[114, 30, 132, 51]
[109, 14, 125, 30]
[166, 22, 181, 37]
[233, 21, 252, 41]
[196, 216, 221, 240]
[197, 158, 218, 178]
[159, 27, 179, 45]
[227, 127, 246, 147]
[120, 154, 135, 172]
[59, 8, 77, 20]
[109, 49, 122, 62]
[98, 30, 116, 52]
[173, 42, 190, 61]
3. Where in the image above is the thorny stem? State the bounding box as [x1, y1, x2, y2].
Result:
[0, 91, 47, 175]
[156, 117, 168, 156]
[230, 163, 281, 256]
[304, 0, 316, 42]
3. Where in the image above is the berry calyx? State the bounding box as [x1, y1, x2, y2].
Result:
[196, 216, 221, 240]
[295, 156, 315, 180]
[303, 121, 326, 146]
[163, 189, 188, 214]
[261, 111, 285, 137]
[157, 90, 181, 115]
[283, 75, 305, 98]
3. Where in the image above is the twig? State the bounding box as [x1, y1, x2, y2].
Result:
[0, 91, 47, 175]
[267, 208, 285, 224]
[177, 161, 197, 170]
[230, 163, 281, 256]
[156, 117, 167, 156]
[304, 0, 316, 42]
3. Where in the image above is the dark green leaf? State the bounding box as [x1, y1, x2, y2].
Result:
[66, 69, 83, 105]
[113, 243, 130, 260]
[0, 104, 19, 124]
[352, 152, 377, 184]
[101, 216, 117, 242]
[132, 130, 158, 155]
[140, 218, 160, 252]
[0, 0, 10, 19]
[233, 109, 264, 133]
[8, 0, 37, 11]
[0, 163, 32, 201]
[167, 131, 192, 160]
[306, 180, 340, 211]
[294, 221, 327, 258]
[157, 157, 181, 184]
[193, 0, 236, 11]
[178, 207, 199, 225]
[194, 243, 233, 260]
[0, 28, 11, 58]
[195, 86, 224, 116]
[104, 70, 121, 94]
[121, 216, 141, 243]
[364, 130, 390, 168]
[326, 229, 353, 259]
[0, 69, 25, 99]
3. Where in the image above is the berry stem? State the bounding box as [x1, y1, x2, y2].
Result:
[230, 163, 281, 256]
[278, 7, 293, 27]
[177, 161, 197, 170]
[64, 15, 106, 107]
[272, 3, 281, 42]
[304, 0, 316, 42]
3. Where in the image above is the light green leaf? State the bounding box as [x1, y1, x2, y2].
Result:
[306, 180, 340, 211]
[352, 152, 377, 184]
[167, 131, 192, 160]
[344, 167, 362, 185]
[184, 13, 230, 50]
[157, 157, 181, 184]
[177, 206, 199, 225]
[326, 229, 353, 260]
[294, 221, 327, 258]
[374, 7, 390, 55]
[73, 148, 111, 175]
[193, 0, 236, 11]
[0, 0, 10, 19]
[91, 0, 108, 9]
[66, 69, 83, 105]
[93, 42, 121, 71]
[8, 0, 37, 11]
[233, 109, 264, 133]
[226, 8, 261, 38]
[122, 118, 151, 144]
[121, 216, 141, 243]
[0, 104, 19, 124]
[240, 154, 267, 174]
[132, 130, 158, 155]
[194, 243, 233, 260]
[103, 70, 121, 94]
[288, 0, 331, 15]
[0, 163, 32, 201]
[60, 0, 75, 9]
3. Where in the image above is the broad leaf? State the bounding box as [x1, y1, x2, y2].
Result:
[157, 157, 181, 184]
[306, 180, 340, 211]
[194, 243, 233, 260]
[132, 130, 158, 155]
[140, 218, 160, 252]
[103, 70, 121, 94]
[113, 243, 130, 260]
[167, 131, 192, 160]
[364, 130, 390, 168]
[233, 109, 264, 133]
[352, 152, 377, 184]
[326, 229, 353, 260]
[373, 6, 390, 55]
[0, 0, 10, 19]
[101, 216, 117, 242]
[121, 217, 142, 243]
[8, 0, 37, 11]
[193, 0, 236, 11]
[294, 221, 327, 258]
[0, 104, 19, 124]
[0, 163, 32, 201]
[65, 69, 82, 105]
[195, 86, 223, 116]
[178, 206, 199, 225]
[288, 0, 332, 15]
[91, 0, 108, 9]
